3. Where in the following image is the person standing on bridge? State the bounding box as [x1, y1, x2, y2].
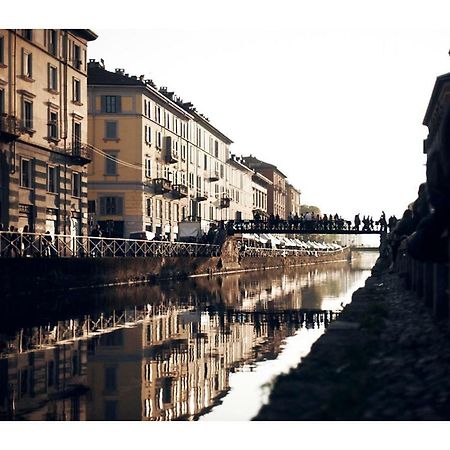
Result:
[379, 211, 387, 232]
[354, 214, 361, 231]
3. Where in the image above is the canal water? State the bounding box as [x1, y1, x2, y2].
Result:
[0, 251, 378, 421]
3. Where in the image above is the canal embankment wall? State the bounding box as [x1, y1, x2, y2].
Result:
[0, 238, 351, 297]
[254, 254, 450, 420]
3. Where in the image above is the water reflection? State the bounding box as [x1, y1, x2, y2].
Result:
[0, 252, 378, 421]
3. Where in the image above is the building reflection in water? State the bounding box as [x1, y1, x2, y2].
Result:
[0, 254, 378, 421]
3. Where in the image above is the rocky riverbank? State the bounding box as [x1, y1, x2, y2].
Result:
[254, 260, 450, 420]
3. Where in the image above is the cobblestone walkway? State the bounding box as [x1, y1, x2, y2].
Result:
[254, 268, 450, 420]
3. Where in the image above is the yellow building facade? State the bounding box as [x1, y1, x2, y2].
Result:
[87, 60, 237, 239]
[0, 29, 97, 234]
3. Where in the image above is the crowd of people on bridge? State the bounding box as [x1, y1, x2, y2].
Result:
[237, 211, 398, 234]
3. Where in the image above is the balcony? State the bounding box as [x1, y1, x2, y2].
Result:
[208, 170, 220, 182]
[70, 142, 92, 165]
[165, 147, 179, 164]
[154, 178, 172, 194]
[0, 114, 21, 143]
[220, 194, 231, 208]
[172, 183, 188, 199]
[196, 189, 208, 202]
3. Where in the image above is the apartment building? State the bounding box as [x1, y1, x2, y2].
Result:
[286, 182, 301, 217]
[251, 170, 272, 218]
[0, 29, 97, 235]
[241, 155, 288, 219]
[226, 154, 253, 220]
[87, 60, 234, 238]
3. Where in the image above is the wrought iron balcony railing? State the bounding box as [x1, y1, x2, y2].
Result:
[172, 183, 188, 198]
[196, 189, 208, 202]
[165, 147, 179, 164]
[154, 178, 172, 194]
[208, 170, 220, 182]
[0, 114, 21, 142]
[220, 194, 231, 208]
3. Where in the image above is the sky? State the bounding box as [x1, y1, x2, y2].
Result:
[6, 0, 450, 223]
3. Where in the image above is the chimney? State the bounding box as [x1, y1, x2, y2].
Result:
[139, 75, 145, 81]
[115, 68, 125, 75]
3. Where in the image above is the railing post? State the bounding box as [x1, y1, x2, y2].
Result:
[423, 262, 434, 308]
[433, 263, 448, 319]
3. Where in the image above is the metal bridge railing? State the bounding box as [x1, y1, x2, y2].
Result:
[0, 231, 221, 259]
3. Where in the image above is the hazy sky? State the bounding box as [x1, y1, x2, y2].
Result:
[11, 0, 450, 221]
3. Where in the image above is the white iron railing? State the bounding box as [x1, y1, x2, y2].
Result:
[0, 231, 221, 258]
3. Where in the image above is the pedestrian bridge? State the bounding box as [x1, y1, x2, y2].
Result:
[229, 219, 385, 235]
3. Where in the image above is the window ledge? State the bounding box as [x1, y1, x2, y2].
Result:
[103, 138, 120, 143]
[46, 191, 58, 195]
[18, 75, 35, 83]
[19, 185, 34, 191]
[45, 136, 60, 144]
[71, 100, 83, 106]
[20, 127, 36, 136]
[103, 174, 119, 177]
[46, 88, 59, 95]
[0, 63, 7, 69]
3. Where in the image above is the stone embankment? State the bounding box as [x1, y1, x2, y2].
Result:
[1, 238, 350, 297]
[254, 259, 450, 420]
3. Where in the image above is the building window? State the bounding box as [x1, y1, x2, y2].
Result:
[156, 131, 162, 149]
[155, 106, 161, 124]
[165, 112, 170, 129]
[73, 43, 81, 69]
[145, 158, 151, 178]
[215, 140, 219, 158]
[204, 154, 208, 170]
[146, 198, 152, 217]
[105, 121, 117, 139]
[100, 196, 123, 215]
[73, 78, 81, 102]
[0, 89, 4, 115]
[48, 111, 58, 139]
[72, 172, 81, 197]
[48, 30, 58, 56]
[102, 95, 121, 113]
[22, 99, 33, 130]
[22, 30, 32, 41]
[20, 158, 32, 188]
[22, 49, 32, 78]
[73, 122, 82, 151]
[105, 151, 118, 175]
[156, 200, 162, 219]
[47, 165, 58, 193]
[146, 126, 152, 144]
[88, 200, 96, 213]
[48, 64, 58, 91]
[0, 36, 4, 65]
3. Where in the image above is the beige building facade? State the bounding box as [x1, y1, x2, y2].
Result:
[87, 60, 235, 238]
[241, 155, 288, 219]
[0, 29, 97, 234]
[286, 182, 301, 217]
[226, 155, 253, 221]
[251, 170, 272, 218]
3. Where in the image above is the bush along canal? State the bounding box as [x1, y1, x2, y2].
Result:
[0, 252, 376, 421]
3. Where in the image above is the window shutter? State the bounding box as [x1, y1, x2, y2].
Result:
[117, 197, 123, 215]
[28, 54, 32, 77]
[100, 197, 106, 215]
[116, 96, 122, 113]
